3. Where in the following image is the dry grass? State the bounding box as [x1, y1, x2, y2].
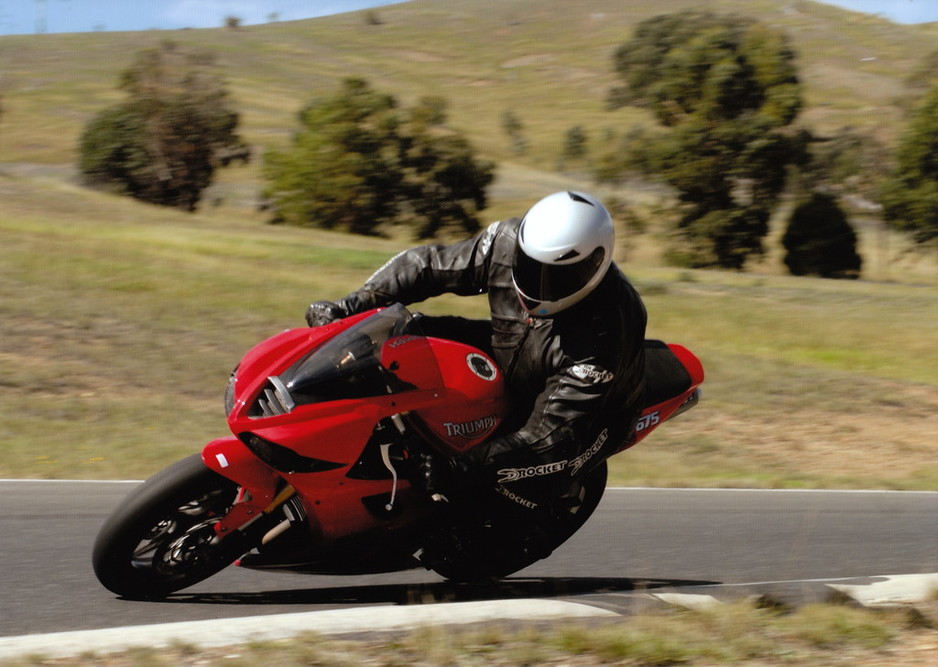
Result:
[7, 600, 937, 666]
[3, 0, 938, 165]
[0, 9, 936, 663]
[1, 172, 935, 487]
[1, 0, 936, 485]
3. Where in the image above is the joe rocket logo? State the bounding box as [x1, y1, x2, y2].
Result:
[569, 428, 608, 475]
[497, 461, 567, 484]
[466, 353, 497, 381]
[442, 414, 498, 439]
[570, 364, 614, 384]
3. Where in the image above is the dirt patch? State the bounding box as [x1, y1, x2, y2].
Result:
[679, 382, 938, 485]
[815, 630, 938, 666]
[502, 53, 555, 68]
[379, 48, 447, 63]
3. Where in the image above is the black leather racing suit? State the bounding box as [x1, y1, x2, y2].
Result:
[330, 217, 647, 513]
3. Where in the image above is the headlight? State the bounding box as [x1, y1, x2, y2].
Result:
[239, 432, 344, 474]
[224, 365, 239, 416]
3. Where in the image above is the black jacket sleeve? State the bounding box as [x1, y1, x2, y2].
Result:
[467, 332, 619, 470]
[335, 222, 502, 314]
[466, 271, 647, 483]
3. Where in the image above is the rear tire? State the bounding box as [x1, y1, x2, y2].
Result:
[92, 454, 245, 599]
[426, 462, 607, 582]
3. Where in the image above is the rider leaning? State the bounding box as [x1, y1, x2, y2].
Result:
[307, 191, 647, 515]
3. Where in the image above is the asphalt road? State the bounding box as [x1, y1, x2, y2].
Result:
[2, 480, 936, 637]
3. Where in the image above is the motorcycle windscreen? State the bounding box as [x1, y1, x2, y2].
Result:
[279, 304, 421, 406]
[378, 331, 445, 393]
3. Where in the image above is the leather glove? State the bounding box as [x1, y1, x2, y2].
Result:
[412, 452, 448, 502]
[412, 451, 483, 504]
[305, 300, 348, 327]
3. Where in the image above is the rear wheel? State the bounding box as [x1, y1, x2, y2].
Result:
[92, 454, 246, 599]
[426, 462, 607, 582]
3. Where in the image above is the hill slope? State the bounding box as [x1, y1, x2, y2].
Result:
[0, 0, 936, 484]
[2, 0, 937, 169]
[1, 167, 936, 485]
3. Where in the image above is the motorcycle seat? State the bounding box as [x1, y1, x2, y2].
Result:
[641, 340, 691, 408]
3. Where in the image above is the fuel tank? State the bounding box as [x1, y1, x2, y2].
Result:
[384, 336, 508, 454]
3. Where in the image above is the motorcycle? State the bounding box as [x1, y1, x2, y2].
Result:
[93, 303, 703, 598]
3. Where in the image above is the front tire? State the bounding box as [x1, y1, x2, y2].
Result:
[92, 454, 245, 599]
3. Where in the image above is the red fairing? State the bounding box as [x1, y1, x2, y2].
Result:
[201, 436, 279, 497]
[215, 307, 510, 542]
[92, 301, 705, 595]
[407, 338, 508, 454]
[668, 343, 705, 386]
[627, 343, 705, 450]
[227, 311, 376, 419]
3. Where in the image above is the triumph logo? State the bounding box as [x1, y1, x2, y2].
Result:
[442, 414, 498, 439]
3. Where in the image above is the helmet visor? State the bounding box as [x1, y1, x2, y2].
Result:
[512, 245, 605, 305]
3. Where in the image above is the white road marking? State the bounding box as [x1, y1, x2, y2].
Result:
[0, 599, 618, 660]
[828, 573, 938, 606]
[4, 480, 938, 496]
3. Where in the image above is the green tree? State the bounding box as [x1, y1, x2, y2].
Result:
[782, 192, 862, 279]
[561, 125, 588, 166]
[399, 97, 495, 238]
[607, 11, 803, 269]
[263, 78, 494, 238]
[880, 84, 938, 252]
[793, 129, 887, 202]
[901, 49, 938, 108]
[78, 41, 248, 211]
[606, 195, 646, 261]
[262, 78, 401, 235]
[501, 110, 527, 156]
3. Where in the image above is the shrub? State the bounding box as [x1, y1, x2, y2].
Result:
[78, 41, 248, 211]
[782, 192, 862, 279]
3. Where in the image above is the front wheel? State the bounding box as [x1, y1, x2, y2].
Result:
[92, 453, 246, 599]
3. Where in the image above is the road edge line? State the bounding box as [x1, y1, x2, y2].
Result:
[0, 598, 618, 660]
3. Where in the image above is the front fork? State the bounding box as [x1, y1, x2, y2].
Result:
[201, 437, 302, 544]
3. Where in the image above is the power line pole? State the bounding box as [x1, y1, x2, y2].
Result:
[35, 0, 48, 33]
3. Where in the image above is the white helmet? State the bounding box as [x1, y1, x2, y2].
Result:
[512, 191, 615, 316]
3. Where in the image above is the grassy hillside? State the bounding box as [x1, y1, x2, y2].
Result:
[2, 172, 935, 486]
[3, 0, 938, 166]
[0, 0, 936, 485]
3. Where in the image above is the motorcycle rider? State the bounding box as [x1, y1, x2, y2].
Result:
[307, 191, 647, 526]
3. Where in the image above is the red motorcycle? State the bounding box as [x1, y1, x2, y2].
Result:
[93, 303, 703, 598]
